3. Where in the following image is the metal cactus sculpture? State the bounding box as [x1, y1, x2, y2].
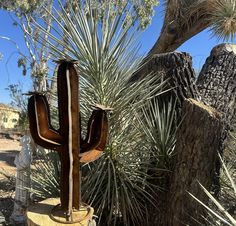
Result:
[28, 60, 109, 223]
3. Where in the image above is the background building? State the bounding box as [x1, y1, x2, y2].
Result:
[0, 104, 20, 129]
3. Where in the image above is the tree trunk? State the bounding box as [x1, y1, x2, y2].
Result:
[197, 43, 236, 127]
[140, 52, 201, 225]
[137, 46, 236, 225]
[197, 44, 236, 195]
[165, 98, 222, 226]
[133, 52, 199, 104]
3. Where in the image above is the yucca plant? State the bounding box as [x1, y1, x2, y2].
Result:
[134, 97, 178, 225]
[136, 98, 178, 171]
[209, 0, 236, 41]
[29, 1, 167, 225]
[189, 154, 236, 226]
[30, 147, 60, 200]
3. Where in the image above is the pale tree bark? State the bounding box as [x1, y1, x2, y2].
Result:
[5, 1, 54, 93]
[10, 135, 32, 225]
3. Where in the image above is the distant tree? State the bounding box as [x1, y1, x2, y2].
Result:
[7, 84, 28, 131]
[0, 0, 53, 92]
[0, 0, 159, 93]
[92, 0, 159, 29]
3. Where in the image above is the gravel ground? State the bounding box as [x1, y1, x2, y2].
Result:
[0, 177, 15, 225]
[0, 139, 21, 225]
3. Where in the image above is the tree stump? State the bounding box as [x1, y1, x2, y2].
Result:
[165, 98, 222, 226]
[197, 43, 236, 195]
[132, 52, 199, 108]
[197, 43, 236, 127]
[135, 52, 201, 226]
[134, 52, 201, 225]
[27, 198, 95, 226]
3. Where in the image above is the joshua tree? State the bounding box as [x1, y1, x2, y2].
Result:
[0, 0, 56, 93]
[149, 0, 236, 55]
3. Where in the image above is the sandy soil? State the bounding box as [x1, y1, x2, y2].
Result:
[0, 139, 21, 225]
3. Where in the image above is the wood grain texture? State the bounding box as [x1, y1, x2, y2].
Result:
[27, 198, 94, 226]
[165, 98, 222, 226]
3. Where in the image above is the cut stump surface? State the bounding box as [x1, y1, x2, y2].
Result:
[27, 198, 94, 226]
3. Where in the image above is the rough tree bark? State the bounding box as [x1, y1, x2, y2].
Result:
[165, 99, 222, 226]
[140, 49, 233, 225]
[135, 45, 236, 225]
[142, 52, 201, 225]
[132, 52, 199, 109]
[196, 43, 236, 196]
[197, 43, 236, 128]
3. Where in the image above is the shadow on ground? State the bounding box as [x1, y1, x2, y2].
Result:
[0, 151, 19, 168]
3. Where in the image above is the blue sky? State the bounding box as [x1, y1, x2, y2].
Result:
[0, 5, 224, 104]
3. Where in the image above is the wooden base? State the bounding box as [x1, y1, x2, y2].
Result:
[27, 198, 94, 226]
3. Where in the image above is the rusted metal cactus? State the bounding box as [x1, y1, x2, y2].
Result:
[27, 60, 109, 222]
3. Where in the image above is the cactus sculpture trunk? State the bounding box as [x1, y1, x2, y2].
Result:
[28, 60, 109, 222]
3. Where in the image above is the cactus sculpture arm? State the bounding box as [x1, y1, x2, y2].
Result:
[28, 94, 63, 150]
[28, 60, 109, 221]
[80, 106, 109, 163]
